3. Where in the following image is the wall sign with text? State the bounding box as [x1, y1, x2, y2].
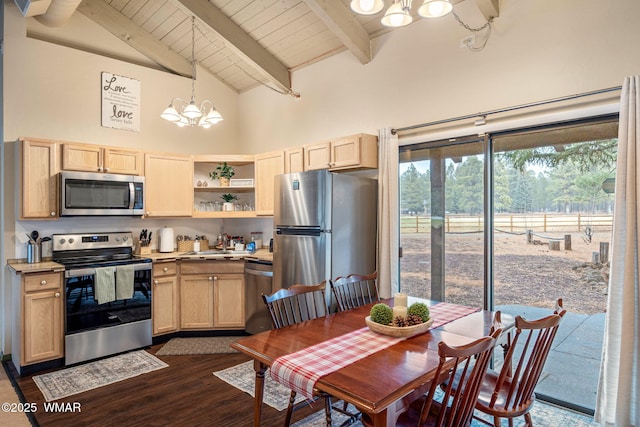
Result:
[101, 72, 140, 132]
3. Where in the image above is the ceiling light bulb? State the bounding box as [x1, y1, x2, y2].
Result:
[176, 116, 189, 127]
[204, 108, 223, 125]
[381, 2, 413, 27]
[160, 105, 181, 122]
[182, 101, 203, 119]
[350, 0, 384, 15]
[418, 0, 453, 18]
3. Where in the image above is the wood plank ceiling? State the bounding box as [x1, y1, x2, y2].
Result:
[34, 0, 498, 94]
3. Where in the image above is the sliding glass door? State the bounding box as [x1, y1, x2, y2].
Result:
[398, 115, 618, 413]
[399, 136, 485, 309]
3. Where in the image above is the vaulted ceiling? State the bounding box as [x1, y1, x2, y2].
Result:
[20, 0, 498, 94]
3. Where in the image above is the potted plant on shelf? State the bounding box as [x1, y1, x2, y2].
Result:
[221, 193, 238, 211]
[209, 162, 235, 186]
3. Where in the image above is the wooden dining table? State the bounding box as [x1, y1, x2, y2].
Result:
[230, 297, 513, 427]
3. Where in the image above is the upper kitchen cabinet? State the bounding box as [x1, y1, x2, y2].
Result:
[192, 155, 256, 218]
[62, 143, 142, 175]
[285, 147, 304, 173]
[255, 151, 285, 216]
[305, 133, 378, 171]
[21, 138, 59, 219]
[144, 153, 193, 217]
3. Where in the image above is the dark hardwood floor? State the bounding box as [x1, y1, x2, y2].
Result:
[6, 344, 322, 427]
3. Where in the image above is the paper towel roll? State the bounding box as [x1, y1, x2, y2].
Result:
[159, 227, 174, 253]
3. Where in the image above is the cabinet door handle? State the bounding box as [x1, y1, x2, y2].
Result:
[50, 211, 56, 216]
[154, 280, 159, 285]
[104, 167, 109, 172]
[213, 276, 218, 281]
[98, 167, 103, 172]
[40, 280, 47, 286]
[208, 276, 213, 281]
[163, 267, 168, 272]
[54, 292, 60, 297]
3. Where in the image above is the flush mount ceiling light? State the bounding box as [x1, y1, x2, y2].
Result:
[161, 16, 223, 129]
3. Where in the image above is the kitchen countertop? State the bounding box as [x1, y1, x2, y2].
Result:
[7, 249, 272, 274]
[7, 259, 65, 274]
[138, 247, 273, 263]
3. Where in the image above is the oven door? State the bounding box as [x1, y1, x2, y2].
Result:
[64, 262, 152, 335]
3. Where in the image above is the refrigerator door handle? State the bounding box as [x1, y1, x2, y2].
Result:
[276, 227, 324, 236]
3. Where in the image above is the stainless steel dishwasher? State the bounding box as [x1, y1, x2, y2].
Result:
[244, 259, 273, 334]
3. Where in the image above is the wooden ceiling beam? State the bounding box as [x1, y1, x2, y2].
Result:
[174, 0, 291, 93]
[303, 0, 372, 64]
[76, 0, 192, 77]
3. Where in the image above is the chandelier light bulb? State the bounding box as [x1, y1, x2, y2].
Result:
[418, 0, 453, 18]
[350, 0, 384, 15]
[381, 2, 413, 27]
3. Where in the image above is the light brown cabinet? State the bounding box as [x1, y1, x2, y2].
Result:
[21, 138, 59, 219]
[180, 274, 214, 329]
[305, 133, 378, 171]
[254, 151, 285, 216]
[179, 261, 245, 330]
[285, 147, 305, 173]
[152, 261, 179, 335]
[144, 152, 194, 217]
[21, 272, 64, 365]
[62, 143, 142, 175]
[214, 274, 245, 328]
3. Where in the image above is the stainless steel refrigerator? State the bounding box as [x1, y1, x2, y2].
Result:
[273, 170, 377, 298]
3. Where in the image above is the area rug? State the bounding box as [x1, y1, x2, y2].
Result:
[33, 350, 168, 402]
[156, 336, 242, 356]
[213, 361, 304, 411]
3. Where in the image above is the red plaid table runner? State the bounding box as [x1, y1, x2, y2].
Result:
[269, 302, 479, 400]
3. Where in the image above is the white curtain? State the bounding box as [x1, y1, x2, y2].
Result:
[595, 76, 640, 427]
[377, 128, 399, 298]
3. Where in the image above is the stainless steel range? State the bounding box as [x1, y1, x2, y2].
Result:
[52, 231, 152, 365]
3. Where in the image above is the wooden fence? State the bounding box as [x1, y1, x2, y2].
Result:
[400, 213, 613, 234]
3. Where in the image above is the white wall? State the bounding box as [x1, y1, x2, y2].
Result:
[238, 0, 640, 152]
[3, 7, 239, 153]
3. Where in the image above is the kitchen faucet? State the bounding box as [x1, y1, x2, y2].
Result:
[222, 234, 229, 253]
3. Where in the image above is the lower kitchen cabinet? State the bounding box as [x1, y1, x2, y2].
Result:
[180, 274, 215, 329]
[21, 272, 64, 366]
[152, 261, 179, 335]
[214, 274, 245, 328]
[179, 260, 245, 330]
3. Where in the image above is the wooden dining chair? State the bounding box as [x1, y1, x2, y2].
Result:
[262, 281, 329, 329]
[394, 325, 502, 427]
[472, 298, 567, 427]
[262, 281, 358, 426]
[330, 271, 380, 312]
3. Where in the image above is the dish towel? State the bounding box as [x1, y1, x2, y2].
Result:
[94, 267, 116, 304]
[115, 264, 135, 300]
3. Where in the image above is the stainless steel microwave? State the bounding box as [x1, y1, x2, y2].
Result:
[60, 171, 145, 216]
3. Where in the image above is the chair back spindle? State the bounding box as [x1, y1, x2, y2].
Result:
[330, 272, 379, 312]
[262, 282, 329, 329]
